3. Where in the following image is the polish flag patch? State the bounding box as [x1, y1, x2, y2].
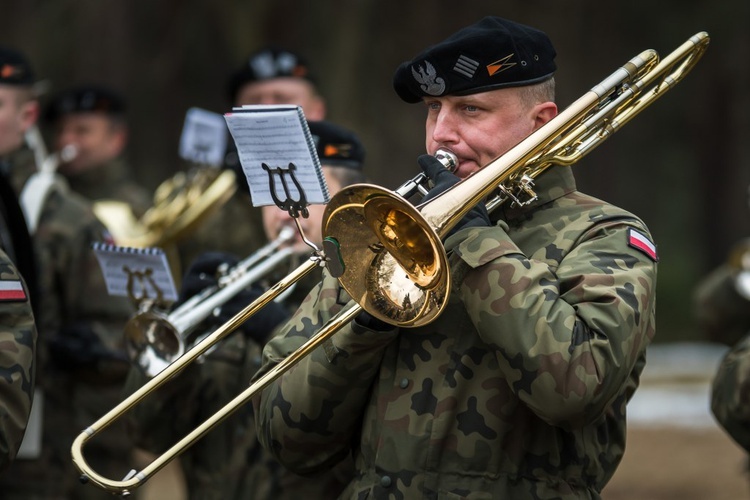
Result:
[628, 228, 658, 262]
[0, 280, 27, 301]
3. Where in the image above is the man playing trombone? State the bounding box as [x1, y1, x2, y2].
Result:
[252, 16, 659, 498]
[123, 120, 366, 499]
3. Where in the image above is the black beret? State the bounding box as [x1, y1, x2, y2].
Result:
[227, 46, 316, 104]
[393, 16, 556, 103]
[308, 120, 365, 170]
[44, 85, 126, 122]
[0, 46, 35, 86]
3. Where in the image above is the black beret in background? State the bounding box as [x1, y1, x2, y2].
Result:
[0, 45, 35, 86]
[44, 85, 127, 123]
[393, 16, 557, 103]
[308, 120, 365, 170]
[226, 45, 316, 104]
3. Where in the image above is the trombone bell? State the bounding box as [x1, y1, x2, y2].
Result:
[323, 185, 450, 327]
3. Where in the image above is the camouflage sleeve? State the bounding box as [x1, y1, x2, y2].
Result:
[0, 250, 37, 471]
[253, 272, 398, 474]
[448, 219, 657, 429]
[693, 264, 750, 347]
[711, 333, 750, 452]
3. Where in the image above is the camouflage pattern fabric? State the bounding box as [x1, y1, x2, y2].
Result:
[253, 166, 658, 499]
[0, 146, 136, 499]
[693, 263, 750, 347]
[62, 156, 152, 217]
[124, 259, 354, 499]
[0, 249, 37, 472]
[711, 332, 750, 453]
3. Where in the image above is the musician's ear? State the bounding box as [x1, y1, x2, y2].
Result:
[20, 99, 39, 133]
[532, 101, 557, 131]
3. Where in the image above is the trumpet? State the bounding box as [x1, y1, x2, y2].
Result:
[71, 31, 710, 495]
[124, 226, 298, 377]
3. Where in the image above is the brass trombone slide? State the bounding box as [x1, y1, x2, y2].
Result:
[71, 31, 709, 495]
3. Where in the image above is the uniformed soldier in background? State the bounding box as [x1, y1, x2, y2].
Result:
[176, 45, 328, 274]
[123, 120, 364, 499]
[0, 45, 136, 499]
[43, 84, 152, 218]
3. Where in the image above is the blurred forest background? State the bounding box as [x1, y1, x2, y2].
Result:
[2, 0, 748, 344]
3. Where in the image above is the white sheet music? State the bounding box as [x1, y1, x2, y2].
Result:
[92, 244, 178, 302]
[178, 107, 228, 167]
[224, 105, 329, 207]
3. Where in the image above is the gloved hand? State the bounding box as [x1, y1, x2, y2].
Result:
[47, 322, 130, 375]
[176, 251, 289, 344]
[418, 154, 491, 236]
[177, 251, 240, 303]
[210, 284, 289, 344]
[354, 310, 393, 332]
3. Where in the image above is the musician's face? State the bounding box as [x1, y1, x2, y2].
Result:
[0, 86, 37, 156]
[53, 113, 126, 175]
[261, 167, 343, 253]
[423, 87, 556, 179]
[235, 78, 326, 121]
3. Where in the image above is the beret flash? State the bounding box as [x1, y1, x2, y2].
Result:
[227, 46, 316, 104]
[393, 16, 556, 103]
[45, 85, 126, 122]
[0, 46, 35, 87]
[308, 120, 365, 170]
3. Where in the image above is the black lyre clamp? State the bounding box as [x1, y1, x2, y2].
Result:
[124, 265, 165, 312]
[262, 162, 333, 271]
[262, 162, 309, 219]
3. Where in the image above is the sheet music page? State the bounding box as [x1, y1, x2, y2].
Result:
[178, 107, 228, 167]
[224, 104, 329, 207]
[92, 244, 178, 302]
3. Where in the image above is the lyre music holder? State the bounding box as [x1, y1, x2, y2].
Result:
[262, 162, 309, 218]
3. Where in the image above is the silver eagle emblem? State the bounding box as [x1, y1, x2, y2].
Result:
[411, 60, 446, 96]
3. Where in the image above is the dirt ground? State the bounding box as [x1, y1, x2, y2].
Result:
[602, 425, 749, 500]
[135, 424, 749, 500]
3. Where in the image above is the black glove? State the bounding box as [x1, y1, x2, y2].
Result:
[354, 310, 393, 332]
[47, 323, 130, 374]
[210, 284, 289, 344]
[176, 251, 289, 344]
[177, 251, 240, 303]
[418, 154, 491, 236]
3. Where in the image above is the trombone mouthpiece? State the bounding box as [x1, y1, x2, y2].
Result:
[435, 149, 458, 172]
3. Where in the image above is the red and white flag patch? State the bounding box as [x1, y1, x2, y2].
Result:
[0, 280, 27, 301]
[627, 228, 658, 262]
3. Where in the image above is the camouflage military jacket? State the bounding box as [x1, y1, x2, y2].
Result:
[254, 167, 658, 499]
[62, 156, 152, 217]
[693, 263, 750, 346]
[0, 249, 36, 471]
[711, 332, 750, 453]
[124, 261, 353, 499]
[0, 146, 135, 498]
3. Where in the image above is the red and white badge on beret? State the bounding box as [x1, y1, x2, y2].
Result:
[627, 228, 658, 262]
[0, 280, 27, 301]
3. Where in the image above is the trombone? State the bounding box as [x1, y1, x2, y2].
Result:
[124, 226, 298, 377]
[71, 31, 710, 495]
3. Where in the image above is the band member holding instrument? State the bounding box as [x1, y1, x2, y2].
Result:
[124, 120, 365, 499]
[252, 16, 658, 498]
[177, 46, 327, 275]
[0, 46, 135, 499]
[43, 85, 152, 218]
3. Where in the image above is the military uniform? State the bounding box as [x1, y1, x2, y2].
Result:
[124, 120, 367, 498]
[0, 247, 37, 472]
[254, 167, 658, 499]
[0, 145, 136, 499]
[61, 156, 152, 218]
